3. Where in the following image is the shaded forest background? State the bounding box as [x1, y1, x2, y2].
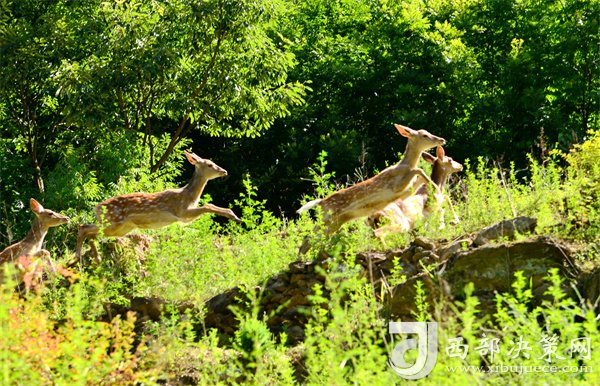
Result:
[0, 0, 598, 242]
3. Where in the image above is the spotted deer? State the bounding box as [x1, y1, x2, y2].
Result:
[297, 124, 446, 252]
[0, 198, 70, 264]
[371, 146, 463, 238]
[76, 151, 241, 262]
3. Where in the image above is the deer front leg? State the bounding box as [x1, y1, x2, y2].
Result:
[445, 195, 460, 225]
[183, 204, 242, 223]
[374, 224, 401, 241]
[32, 249, 56, 272]
[415, 168, 439, 191]
[76, 224, 101, 264]
[395, 168, 439, 201]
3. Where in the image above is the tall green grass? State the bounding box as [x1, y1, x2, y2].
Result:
[2, 132, 600, 384]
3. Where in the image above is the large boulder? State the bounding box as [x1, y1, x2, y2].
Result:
[443, 236, 578, 296]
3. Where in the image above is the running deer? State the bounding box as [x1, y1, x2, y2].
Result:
[370, 146, 463, 238]
[0, 198, 70, 264]
[76, 151, 241, 262]
[297, 124, 446, 251]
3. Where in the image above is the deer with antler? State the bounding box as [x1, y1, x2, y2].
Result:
[370, 146, 463, 238]
[0, 198, 70, 264]
[297, 124, 446, 252]
[76, 151, 241, 262]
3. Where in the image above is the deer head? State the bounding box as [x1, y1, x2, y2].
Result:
[435, 146, 463, 174]
[30, 198, 70, 227]
[395, 123, 446, 155]
[184, 151, 228, 181]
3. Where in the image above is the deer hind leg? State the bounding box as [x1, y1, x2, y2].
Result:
[76, 224, 100, 264]
[321, 210, 346, 237]
[299, 236, 312, 255]
[299, 215, 343, 255]
[373, 220, 411, 240]
[102, 222, 137, 237]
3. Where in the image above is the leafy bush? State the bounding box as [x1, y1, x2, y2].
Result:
[0, 270, 158, 384]
[564, 130, 600, 239]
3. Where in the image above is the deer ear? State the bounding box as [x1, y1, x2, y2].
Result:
[30, 198, 43, 213]
[421, 151, 436, 164]
[394, 124, 412, 138]
[184, 151, 197, 164]
[436, 146, 445, 159]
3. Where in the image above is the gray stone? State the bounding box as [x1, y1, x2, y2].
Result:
[473, 216, 537, 246]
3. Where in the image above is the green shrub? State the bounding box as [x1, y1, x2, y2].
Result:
[0, 269, 158, 384]
[564, 129, 600, 239]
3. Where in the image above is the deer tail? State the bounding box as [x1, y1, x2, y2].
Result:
[297, 199, 322, 214]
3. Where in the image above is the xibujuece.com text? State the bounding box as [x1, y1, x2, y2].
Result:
[446, 364, 593, 375]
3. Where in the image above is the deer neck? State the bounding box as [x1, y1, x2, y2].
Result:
[416, 163, 448, 200]
[399, 142, 425, 169]
[430, 164, 450, 193]
[183, 168, 209, 206]
[23, 217, 48, 251]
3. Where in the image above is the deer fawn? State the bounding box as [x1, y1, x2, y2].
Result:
[297, 124, 445, 252]
[0, 198, 70, 264]
[370, 146, 463, 238]
[76, 151, 241, 262]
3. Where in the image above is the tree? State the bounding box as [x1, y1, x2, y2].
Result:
[0, 0, 98, 194]
[58, 0, 307, 173]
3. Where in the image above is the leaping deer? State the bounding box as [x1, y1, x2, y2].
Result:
[76, 151, 241, 262]
[0, 198, 70, 264]
[297, 124, 446, 251]
[370, 146, 463, 238]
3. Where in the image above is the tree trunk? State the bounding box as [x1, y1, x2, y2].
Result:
[32, 160, 44, 194]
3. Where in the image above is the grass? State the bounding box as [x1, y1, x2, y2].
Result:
[2, 133, 600, 384]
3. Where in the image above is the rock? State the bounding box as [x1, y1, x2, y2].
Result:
[288, 293, 310, 308]
[414, 236, 436, 250]
[356, 251, 387, 267]
[473, 216, 537, 246]
[270, 279, 289, 292]
[437, 238, 473, 260]
[580, 266, 600, 311]
[385, 274, 444, 320]
[267, 316, 285, 327]
[289, 262, 306, 273]
[207, 287, 241, 314]
[286, 325, 305, 343]
[268, 293, 285, 305]
[444, 236, 577, 295]
[267, 273, 289, 285]
[410, 249, 440, 264]
[290, 274, 306, 285]
[129, 296, 165, 320]
[420, 251, 439, 264]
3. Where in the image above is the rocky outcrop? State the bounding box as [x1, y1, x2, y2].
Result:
[103, 217, 595, 344]
[204, 261, 326, 343]
[202, 217, 591, 343]
[580, 265, 600, 309]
